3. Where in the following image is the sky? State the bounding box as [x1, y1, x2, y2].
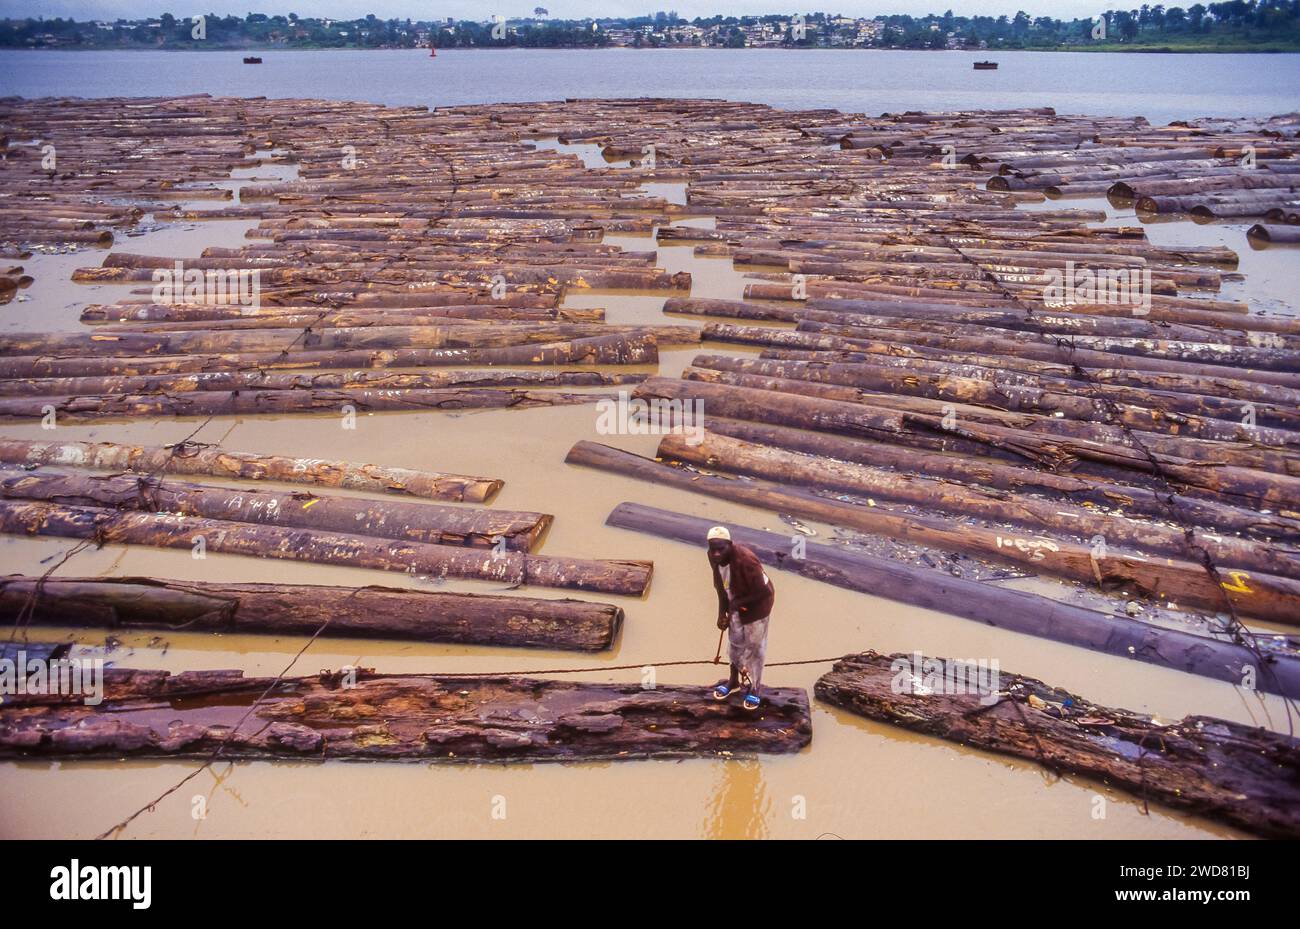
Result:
[4, 1, 1121, 23]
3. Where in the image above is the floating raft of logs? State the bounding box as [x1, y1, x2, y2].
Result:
[815, 652, 1300, 839]
[0, 667, 812, 762]
[3, 95, 1298, 802]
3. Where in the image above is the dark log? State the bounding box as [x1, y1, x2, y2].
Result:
[1247, 224, 1300, 245]
[0, 576, 621, 651]
[0, 668, 811, 762]
[815, 651, 1300, 839]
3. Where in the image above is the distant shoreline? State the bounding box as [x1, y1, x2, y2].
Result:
[5, 45, 1299, 54]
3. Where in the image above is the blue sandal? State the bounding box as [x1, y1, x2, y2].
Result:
[742, 693, 761, 711]
[713, 682, 736, 700]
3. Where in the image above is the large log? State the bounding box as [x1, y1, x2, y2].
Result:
[0, 668, 811, 762]
[0, 369, 644, 398]
[0, 470, 548, 551]
[0, 323, 697, 358]
[605, 502, 1300, 698]
[0, 387, 613, 423]
[0, 437, 500, 502]
[815, 652, 1300, 839]
[0, 576, 622, 650]
[0, 499, 652, 596]
[0, 332, 660, 379]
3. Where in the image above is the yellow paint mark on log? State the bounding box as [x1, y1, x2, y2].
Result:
[1221, 571, 1253, 594]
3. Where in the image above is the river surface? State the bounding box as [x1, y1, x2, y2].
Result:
[0, 54, 1297, 840]
[2, 47, 1299, 123]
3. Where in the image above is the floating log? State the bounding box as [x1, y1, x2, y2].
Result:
[0, 470, 549, 551]
[1247, 224, 1300, 245]
[0, 368, 644, 398]
[0, 576, 622, 651]
[815, 652, 1300, 839]
[0, 323, 697, 358]
[0, 387, 614, 423]
[0, 499, 652, 596]
[0, 437, 501, 502]
[0, 668, 811, 762]
[605, 503, 1300, 698]
[0, 333, 660, 379]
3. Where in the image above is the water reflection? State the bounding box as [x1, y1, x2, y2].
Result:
[703, 758, 770, 839]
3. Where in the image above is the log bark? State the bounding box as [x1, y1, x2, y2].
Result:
[0, 668, 811, 762]
[815, 651, 1300, 839]
[605, 502, 1300, 698]
[0, 576, 622, 650]
[0, 437, 501, 502]
[0, 499, 652, 596]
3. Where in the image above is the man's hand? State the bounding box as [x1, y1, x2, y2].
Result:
[716, 612, 729, 630]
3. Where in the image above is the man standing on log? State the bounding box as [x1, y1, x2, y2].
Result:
[707, 526, 775, 711]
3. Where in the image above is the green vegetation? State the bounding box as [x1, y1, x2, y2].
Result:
[3, 4, 1299, 52]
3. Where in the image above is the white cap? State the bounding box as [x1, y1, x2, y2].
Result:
[706, 526, 731, 542]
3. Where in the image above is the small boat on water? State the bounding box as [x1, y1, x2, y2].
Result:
[973, 61, 998, 70]
[243, 56, 262, 64]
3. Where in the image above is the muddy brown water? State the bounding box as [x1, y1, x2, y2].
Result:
[1, 144, 1295, 839]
